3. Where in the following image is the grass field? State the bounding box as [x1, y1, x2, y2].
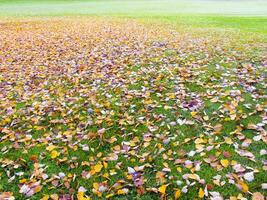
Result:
[1, 0, 267, 34]
[0, 0, 267, 200]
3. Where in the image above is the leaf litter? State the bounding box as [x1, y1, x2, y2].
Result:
[0, 17, 266, 199]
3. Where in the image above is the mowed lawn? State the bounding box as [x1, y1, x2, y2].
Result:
[0, 0, 266, 200]
[1, 0, 267, 33]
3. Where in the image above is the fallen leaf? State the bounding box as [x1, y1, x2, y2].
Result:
[252, 192, 264, 200]
[198, 188, 205, 198]
[51, 150, 60, 159]
[159, 184, 167, 194]
[220, 159, 229, 168]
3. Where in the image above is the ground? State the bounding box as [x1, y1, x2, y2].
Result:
[0, 1, 266, 200]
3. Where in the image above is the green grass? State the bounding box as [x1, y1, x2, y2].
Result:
[1, 0, 267, 16]
[0, 0, 267, 34]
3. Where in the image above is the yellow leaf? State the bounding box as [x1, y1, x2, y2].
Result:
[239, 181, 249, 193]
[4, 117, 11, 124]
[198, 188, 205, 198]
[77, 191, 91, 200]
[176, 167, 182, 173]
[195, 138, 206, 144]
[174, 189, 181, 199]
[51, 150, 60, 159]
[225, 137, 233, 144]
[220, 159, 229, 168]
[191, 111, 197, 117]
[144, 99, 153, 104]
[105, 193, 114, 198]
[73, 146, 78, 151]
[168, 93, 175, 99]
[19, 178, 27, 184]
[230, 197, 237, 200]
[203, 116, 209, 121]
[46, 145, 56, 151]
[94, 164, 103, 172]
[117, 190, 125, 195]
[34, 185, 42, 193]
[103, 162, 108, 168]
[97, 152, 102, 158]
[91, 163, 103, 174]
[159, 184, 167, 194]
[41, 195, 49, 200]
[231, 160, 237, 166]
[93, 182, 99, 190]
[103, 173, 109, 179]
[188, 174, 198, 180]
[164, 105, 171, 110]
[77, 192, 84, 200]
[117, 188, 128, 195]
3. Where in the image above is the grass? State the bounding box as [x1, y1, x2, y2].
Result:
[1, 0, 267, 16]
[0, 0, 266, 200]
[0, 0, 267, 34]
